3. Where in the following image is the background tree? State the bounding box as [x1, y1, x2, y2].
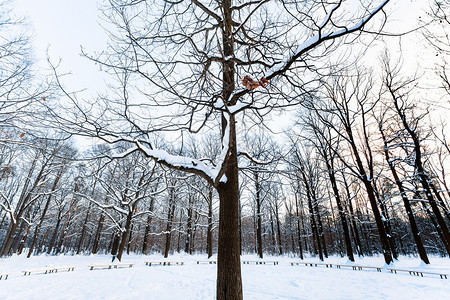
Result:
[0, 0, 50, 132]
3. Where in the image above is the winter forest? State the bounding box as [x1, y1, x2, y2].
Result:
[1, 0, 450, 299]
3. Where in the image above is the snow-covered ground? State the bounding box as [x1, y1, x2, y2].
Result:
[0, 253, 449, 299]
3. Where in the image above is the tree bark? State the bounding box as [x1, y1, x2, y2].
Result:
[76, 202, 91, 255]
[46, 212, 62, 255]
[207, 188, 213, 258]
[92, 213, 104, 254]
[216, 116, 242, 300]
[117, 208, 133, 261]
[254, 171, 263, 258]
[215, 0, 242, 297]
[294, 192, 304, 259]
[142, 196, 155, 254]
[164, 189, 176, 258]
[274, 202, 283, 255]
[185, 195, 194, 254]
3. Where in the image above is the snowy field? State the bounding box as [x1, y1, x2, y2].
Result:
[0, 253, 449, 299]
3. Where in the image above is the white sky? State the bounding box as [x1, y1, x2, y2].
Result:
[15, 0, 109, 95]
[12, 0, 431, 96]
[10, 0, 445, 150]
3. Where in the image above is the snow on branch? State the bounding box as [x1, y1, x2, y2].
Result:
[111, 130, 232, 186]
[212, 113, 231, 185]
[229, 0, 390, 105]
[0, 192, 15, 224]
[264, 0, 390, 79]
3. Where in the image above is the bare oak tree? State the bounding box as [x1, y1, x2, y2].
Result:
[46, 1, 391, 298]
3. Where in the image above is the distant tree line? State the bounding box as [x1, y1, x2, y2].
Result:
[1, 0, 449, 292]
[1, 65, 450, 262]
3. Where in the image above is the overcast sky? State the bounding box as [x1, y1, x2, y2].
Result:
[9, 0, 445, 152]
[15, 0, 109, 95]
[12, 0, 431, 94]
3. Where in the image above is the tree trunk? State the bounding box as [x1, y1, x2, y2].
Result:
[111, 232, 121, 261]
[311, 189, 327, 258]
[164, 191, 176, 258]
[92, 213, 104, 254]
[127, 224, 133, 255]
[294, 192, 304, 259]
[76, 202, 91, 255]
[214, 0, 242, 296]
[216, 116, 242, 300]
[117, 211, 133, 261]
[275, 202, 283, 255]
[54, 181, 79, 255]
[254, 171, 263, 258]
[142, 196, 155, 254]
[378, 198, 398, 260]
[27, 171, 62, 257]
[17, 224, 31, 255]
[207, 188, 213, 258]
[185, 195, 194, 254]
[11, 220, 26, 254]
[384, 159, 429, 262]
[47, 212, 62, 255]
[301, 174, 323, 261]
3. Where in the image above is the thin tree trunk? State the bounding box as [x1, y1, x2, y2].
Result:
[301, 174, 323, 260]
[164, 190, 175, 258]
[17, 225, 31, 255]
[294, 192, 304, 259]
[76, 202, 91, 255]
[111, 231, 121, 261]
[54, 181, 79, 255]
[47, 212, 62, 255]
[207, 188, 214, 258]
[117, 211, 133, 261]
[185, 195, 194, 254]
[254, 171, 263, 258]
[275, 202, 283, 255]
[92, 213, 104, 254]
[142, 196, 155, 254]
[378, 197, 398, 260]
[380, 137, 429, 262]
[12, 220, 26, 254]
[348, 136, 393, 264]
[127, 224, 133, 255]
[343, 176, 363, 256]
[324, 155, 354, 261]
